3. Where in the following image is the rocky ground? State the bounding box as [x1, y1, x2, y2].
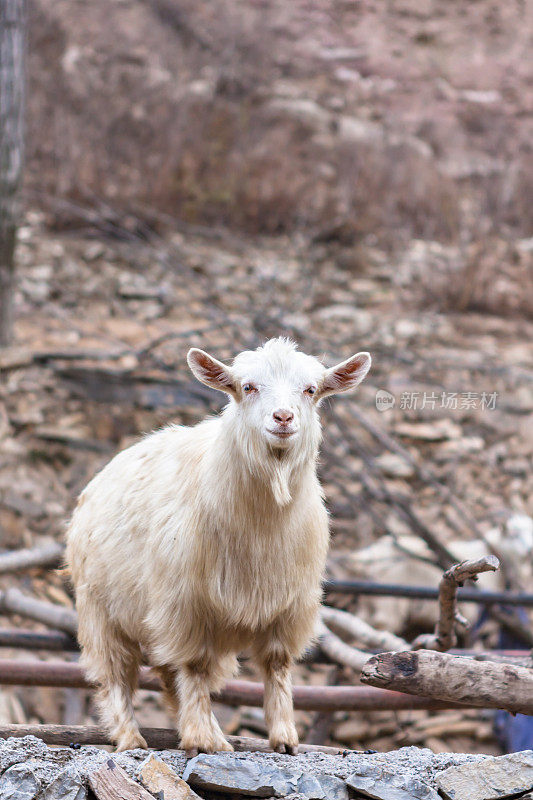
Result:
[0, 736, 533, 800]
[0, 737, 532, 800]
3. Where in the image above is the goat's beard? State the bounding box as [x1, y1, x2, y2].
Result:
[231, 420, 322, 507]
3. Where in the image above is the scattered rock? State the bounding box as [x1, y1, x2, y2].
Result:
[346, 764, 439, 800]
[139, 754, 200, 800]
[459, 90, 501, 104]
[394, 420, 462, 441]
[374, 453, 415, 478]
[0, 348, 33, 371]
[0, 737, 48, 773]
[318, 47, 366, 61]
[0, 763, 41, 800]
[43, 765, 86, 800]
[266, 98, 331, 132]
[434, 750, 533, 800]
[434, 437, 484, 460]
[502, 458, 529, 478]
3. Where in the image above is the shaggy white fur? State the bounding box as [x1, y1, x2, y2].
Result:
[66, 338, 371, 754]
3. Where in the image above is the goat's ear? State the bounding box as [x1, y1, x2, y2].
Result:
[317, 352, 371, 399]
[187, 348, 237, 398]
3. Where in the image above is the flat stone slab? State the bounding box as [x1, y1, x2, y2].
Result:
[346, 763, 439, 800]
[182, 753, 348, 799]
[435, 750, 533, 800]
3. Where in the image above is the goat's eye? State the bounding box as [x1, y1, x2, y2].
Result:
[243, 383, 257, 394]
[305, 386, 317, 396]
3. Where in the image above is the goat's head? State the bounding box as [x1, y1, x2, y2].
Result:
[187, 338, 371, 458]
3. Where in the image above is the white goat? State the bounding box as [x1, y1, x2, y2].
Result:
[66, 338, 371, 754]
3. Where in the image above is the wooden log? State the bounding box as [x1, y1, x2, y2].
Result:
[0, 542, 64, 575]
[0, 723, 349, 755]
[0, 658, 459, 711]
[360, 649, 533, 715]
[0, 588, 77, 635]
[89, 760, 154, 800]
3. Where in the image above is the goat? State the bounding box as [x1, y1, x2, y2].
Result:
[65, 338, 371, 754]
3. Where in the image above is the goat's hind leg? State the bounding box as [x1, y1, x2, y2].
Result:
[153, 664, 180, 717]
[79, 605, 146, 751]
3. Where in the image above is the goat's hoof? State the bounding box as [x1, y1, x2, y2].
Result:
[115, 731, 148, 752]
[273, 742, 299, 755]
[270, 722, 299, 755]
[181, 733, 234, 757]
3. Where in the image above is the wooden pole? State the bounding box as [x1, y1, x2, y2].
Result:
[0, 658, 459, 711]
[0, 627, 78, 651]
[323, 579, 533, 607]
[360, 649, 533, 715]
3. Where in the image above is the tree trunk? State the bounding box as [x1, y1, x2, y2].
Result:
[0, 0, 25, 346]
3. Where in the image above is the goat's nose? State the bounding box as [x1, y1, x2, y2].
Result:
[273, 409, 294, 424]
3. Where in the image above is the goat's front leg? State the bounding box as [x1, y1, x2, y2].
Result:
[177, 662, 233, 756]
[253, 635, 298, 755]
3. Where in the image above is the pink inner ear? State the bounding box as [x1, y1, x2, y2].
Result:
[196, 353, 233, 388]
[324, 354, 369, 391]
[337, 354, 368, 381]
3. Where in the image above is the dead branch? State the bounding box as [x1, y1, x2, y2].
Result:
[0, 723, 348, 755]
[360, 649, 533, 715]
[316, 621, 370, 671]
[321, 605, 407, 652]
[0, 541, 64, 575]
[412, 556, 499, 651]
[0, 588, 78, 635]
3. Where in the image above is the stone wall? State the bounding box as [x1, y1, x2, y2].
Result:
[0, 737, 532, 800]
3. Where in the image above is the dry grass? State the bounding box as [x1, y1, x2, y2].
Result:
[25, 0, 532, 245]
[417, 238, 533, 318]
